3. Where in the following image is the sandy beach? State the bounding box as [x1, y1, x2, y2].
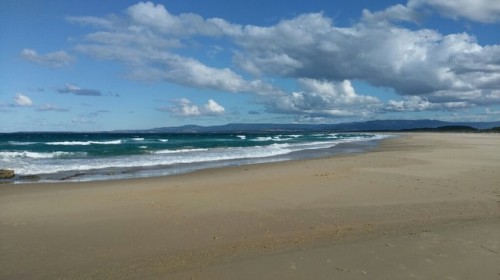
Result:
[1, 133, 499, 279]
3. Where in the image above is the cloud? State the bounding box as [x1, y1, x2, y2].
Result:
[58, 84, 102, 96]
[361, 4, 423, 24]
[65, 16, 115, 29]
[36, 104, 70, 112]
[13, 93, 33, 107]
[265, 79, 380, 117]
[66, 2, 500, 119]
[408, 0, 500, 23]
[126, 1, 226, 36]
[203, 99, 225, 115]
[232, 12, 500, 109]
[363, 0, 500, 24]
[386, 96, 432, 111]
[74, 43, 282, 96]
[385, 96, 469, 111]
[69, 3, 281, 96]
[21, 48, 75, 68]
[159, 98, 225, 117]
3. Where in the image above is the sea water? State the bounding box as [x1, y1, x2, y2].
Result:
[0, 132, 390, 182]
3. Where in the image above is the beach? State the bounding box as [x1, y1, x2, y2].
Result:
[1, 133, 499, 279]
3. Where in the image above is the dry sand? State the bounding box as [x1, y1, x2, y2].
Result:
[1, 133, 499, 279]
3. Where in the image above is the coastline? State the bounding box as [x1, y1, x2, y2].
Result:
[1, 133, 499, 279]
[1, 132, 389, 184]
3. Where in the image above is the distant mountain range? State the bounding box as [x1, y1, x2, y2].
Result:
[116, 119, 500, 133]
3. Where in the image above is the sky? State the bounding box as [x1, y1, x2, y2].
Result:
[1, 0, 500, 131]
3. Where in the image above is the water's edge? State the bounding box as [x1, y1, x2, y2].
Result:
[2, 136, 393, 184]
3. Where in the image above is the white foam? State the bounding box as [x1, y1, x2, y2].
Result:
[0, 151, 86, 159]
[8, 141, 38, 145]
[154, 148, 209, 154]
[272, 136, 293, 141]
[46, 140, 122, 145]
[252, 137, 273, 142]
[1, 151, 53, 159]
[253, 136, 294, 142]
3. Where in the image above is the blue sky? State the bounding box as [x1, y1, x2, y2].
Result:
[1, 0, 499, 131]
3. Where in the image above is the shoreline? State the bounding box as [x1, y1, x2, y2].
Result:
[1, 133, 499, 279]
[3, 133, 391, 184]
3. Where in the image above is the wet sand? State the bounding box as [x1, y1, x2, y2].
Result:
[1, 133, 499, 279]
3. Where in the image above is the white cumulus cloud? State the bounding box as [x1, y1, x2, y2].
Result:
[266, 79, 380, 117]
[385, 96, 469, 112]
[160, 98, 225, 117]
[126, 1, 225, 36]
[13, 93, 33, 107]
[232, 12, 500, 109]
[67, 2, 284, 96]
[203, 99, 225, 115]
[65, 1, 500, 120]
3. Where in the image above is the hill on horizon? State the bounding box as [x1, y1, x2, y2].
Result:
[114, 119, 500, 133]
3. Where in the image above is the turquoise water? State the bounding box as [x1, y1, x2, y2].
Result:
[0, 132, 388, 182]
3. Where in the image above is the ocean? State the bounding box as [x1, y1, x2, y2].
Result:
[0, 132, 390, 182]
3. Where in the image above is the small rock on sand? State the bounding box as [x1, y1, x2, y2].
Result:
[0, 169, 15, 179]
